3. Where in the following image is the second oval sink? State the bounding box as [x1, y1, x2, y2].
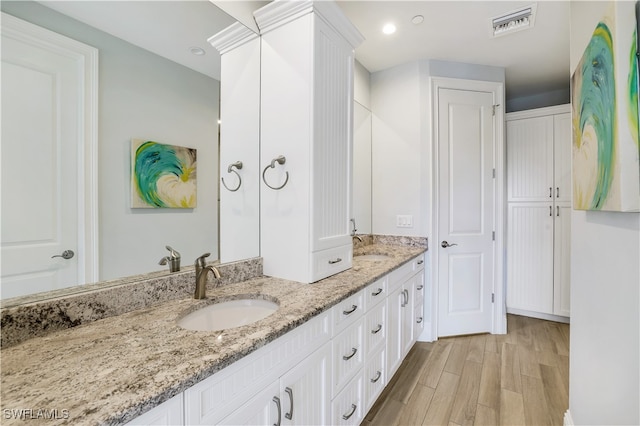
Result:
[178, 299, 279, 332]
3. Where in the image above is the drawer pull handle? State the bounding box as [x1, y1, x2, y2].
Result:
[272, 396, 281, 426]
[371, 324, 382, 334]
[284, 387, 293, 420]
[343, 347, 357, 361]
[342, 404, 357, 421]
[371, 288, 383, 296]
[328, 257, 342, 264]
[343, 305, 357, 315]
[417, 260, 424, 265]
[417, 285, 424, 290]
[417, 316, 424, 324]
[371, 370, 382, 383]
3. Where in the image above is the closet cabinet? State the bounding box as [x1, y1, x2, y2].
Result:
[506, 105, 571, 318]
[255, 1, 364, 283]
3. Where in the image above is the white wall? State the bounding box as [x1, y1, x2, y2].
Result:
[370, 59, 504, 238]
[569, 2, 640, 425]
[2, 2, 220, 281]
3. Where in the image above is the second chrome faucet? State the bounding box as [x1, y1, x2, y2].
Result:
[194, 253, 221, 299]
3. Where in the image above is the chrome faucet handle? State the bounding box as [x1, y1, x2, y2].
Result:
[165, 245, 180, 260]
[350, 218, 358, 236]
[195, 253, 211, 269]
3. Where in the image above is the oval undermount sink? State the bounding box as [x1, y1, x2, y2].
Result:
[356, 254, 391, 261]
[178, 299, 279, 332]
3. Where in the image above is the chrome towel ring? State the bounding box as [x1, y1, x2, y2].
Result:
[262, 155, 289, 190]
[221, 161, 243, 192]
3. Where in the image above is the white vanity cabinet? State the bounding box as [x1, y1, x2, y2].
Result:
[386, 256, 425, 378]
[125, 393, 183, 426]
[255, 1, 364, 284]
[183, 312, 331, 425]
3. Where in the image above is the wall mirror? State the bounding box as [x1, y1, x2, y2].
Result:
[0, 0, 259, 305]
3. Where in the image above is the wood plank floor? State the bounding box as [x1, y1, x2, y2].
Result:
[363, 314, 570, 426]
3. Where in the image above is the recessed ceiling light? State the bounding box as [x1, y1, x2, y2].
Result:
[411, 15, 424, 25]
[382, 23, 396, 35]
[189, 46, 206, 56]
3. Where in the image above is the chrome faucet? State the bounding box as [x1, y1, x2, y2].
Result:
[350, 218, 363, 242]
[194, 253, 221, 299]
[159, 246, 181, 272]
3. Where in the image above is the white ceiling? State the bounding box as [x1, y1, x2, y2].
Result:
[37, 0, 571, 100]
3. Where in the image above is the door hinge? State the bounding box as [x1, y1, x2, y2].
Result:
[492, 104, 500, 116]
[492, 293, 495, 303]
[492, 231, 495, 241]
[492, 168, 496, 178]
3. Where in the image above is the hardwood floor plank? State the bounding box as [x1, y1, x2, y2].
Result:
[500, 343, 522, 393]
[475, 404, 498, 425]
[521, 375, 553, 426]
[390, 344, 433, 404]
[546, 322, 570, 356]
[517, 344, 541, 378]
[422, 372, 460, 425]
[397, 384, 435, 426]
[540, 364, 569, 425]
[556, 354, 570, 392]
[449, 361, 482, 425]
[420, 341, 453, 389]
[444, 337, 470, 375]
[532, 322, 556, 353]
[536, 350, 558, 367]
[369, 398, 404, 426]
[484, 334, 499, 354]
[499, 389, 525, 426]
[478, 351, 500, 411]
[466, 335, 486, 363]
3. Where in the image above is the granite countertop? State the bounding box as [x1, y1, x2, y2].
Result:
[0, 243, 425, 425]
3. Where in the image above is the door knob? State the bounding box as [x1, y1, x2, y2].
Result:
[441, 241, 458, 248]
[51, 250, 74, 260]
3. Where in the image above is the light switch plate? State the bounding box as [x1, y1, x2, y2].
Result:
[396, 215, 413, 228]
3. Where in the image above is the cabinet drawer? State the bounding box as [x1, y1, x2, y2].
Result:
[184, 311, 331, 425]
[311, 244, 353, 282]
[331, 371, 364, 426]
[364, 301, 386, 356]
[364, 343, 386, 412]
[332, 317, 364, 398]
[332, 289, 364, 334]
[364, 276, 387, 310]
[388, 254, 424, 291]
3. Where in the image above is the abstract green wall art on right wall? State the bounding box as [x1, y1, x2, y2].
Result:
[571, 0, 640, 212]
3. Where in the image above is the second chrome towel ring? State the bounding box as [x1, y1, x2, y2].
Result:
[262, 155, 289, 190]
[221, 161, 243, 192]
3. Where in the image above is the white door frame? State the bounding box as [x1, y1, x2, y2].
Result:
[428, 76, 506, 338]
[2, 13, 99, 286]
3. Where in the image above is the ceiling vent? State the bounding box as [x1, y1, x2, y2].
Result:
[491, 4, 537, 37]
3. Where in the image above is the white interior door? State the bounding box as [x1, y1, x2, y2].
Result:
[1, 14, 97, 300]
[437, 88, 495, 337]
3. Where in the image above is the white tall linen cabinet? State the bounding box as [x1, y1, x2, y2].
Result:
[255, 1, 364, 283]
[506, 104, 571, 319]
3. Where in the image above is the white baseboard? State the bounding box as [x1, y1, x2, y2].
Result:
[564, 409, 574, 426]
[507, 307, 570, 324]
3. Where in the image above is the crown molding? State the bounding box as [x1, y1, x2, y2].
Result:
[208, 21, 259, 55]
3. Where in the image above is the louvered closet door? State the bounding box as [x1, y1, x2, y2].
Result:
[507, 117, 554, 202]
[506, 203, 554, 314]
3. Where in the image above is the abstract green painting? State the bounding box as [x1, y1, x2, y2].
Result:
[131, 139, 197, 208]
[571, 1, 640, 212]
